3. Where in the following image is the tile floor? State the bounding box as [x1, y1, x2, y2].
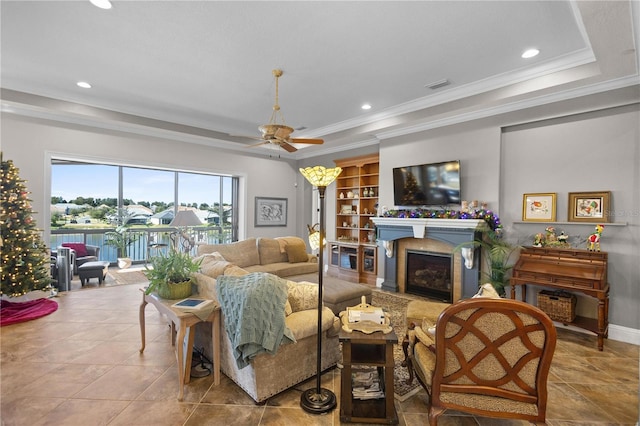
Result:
[1, 277, 638, 426]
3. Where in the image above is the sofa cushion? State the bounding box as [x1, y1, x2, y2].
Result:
[257, 238, 288, 265]
[286, 244, 309, 263]
[62, 242, 87, 257]
[193, 272, 218, 303]
[285, 307, 337, 340]
[200, 238, 260, 268]
[195, 252, 232, 279]
[244, 262, 317, 277]
[224, 265, 250, 277]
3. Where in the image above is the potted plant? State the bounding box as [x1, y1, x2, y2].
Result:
[457, 228, 520, 297]
[104, 225, 141, 269]
[144, 249, 202, 299]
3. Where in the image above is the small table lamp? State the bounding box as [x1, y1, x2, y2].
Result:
[169, 210, 202, 253]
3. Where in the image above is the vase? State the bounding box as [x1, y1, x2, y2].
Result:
[158, 280, 193, 300]
[117, 257, 132, 269]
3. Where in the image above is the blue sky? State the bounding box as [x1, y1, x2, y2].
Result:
[51, 164, 231, 205]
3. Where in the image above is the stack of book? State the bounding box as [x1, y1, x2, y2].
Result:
[351, 369, 384, 400]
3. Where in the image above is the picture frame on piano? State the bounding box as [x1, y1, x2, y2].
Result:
[568, 191, 610, 223]
[522, 193, 556, 222]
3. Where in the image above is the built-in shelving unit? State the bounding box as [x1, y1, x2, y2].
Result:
[330, 153, 379, 285]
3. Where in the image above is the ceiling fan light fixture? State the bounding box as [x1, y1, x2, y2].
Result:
[241, 69, 324, 152]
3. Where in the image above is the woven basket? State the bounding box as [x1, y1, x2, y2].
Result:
[537, 290, 576, 322]
[157, 279, 193, 300]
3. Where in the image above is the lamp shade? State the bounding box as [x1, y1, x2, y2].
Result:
[299, 166, 342, 187]
[307, 223, 322, 250]
[170, 210, 201, 227]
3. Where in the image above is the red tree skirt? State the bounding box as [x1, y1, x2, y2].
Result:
[1, 298, 58, 326]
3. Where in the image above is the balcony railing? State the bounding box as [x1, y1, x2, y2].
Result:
[50, 226, 234, 265]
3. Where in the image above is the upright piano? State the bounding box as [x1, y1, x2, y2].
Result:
[510, 246, 609, 350]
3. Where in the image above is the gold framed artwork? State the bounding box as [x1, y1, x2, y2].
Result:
[522, 193, 556, 222]
[568, 191, 610, 223]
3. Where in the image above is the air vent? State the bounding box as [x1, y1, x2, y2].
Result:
[296, 126, 307, 131]
[425, 79, 450, 90]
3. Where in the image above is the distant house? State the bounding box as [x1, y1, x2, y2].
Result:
[150, 210, 174, 225]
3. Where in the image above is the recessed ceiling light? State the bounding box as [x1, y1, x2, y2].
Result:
[521, 48, 540, 59]
[77, 81, 92, 89]
[361, 104, 372, 110]
[90, 0, 112, 9]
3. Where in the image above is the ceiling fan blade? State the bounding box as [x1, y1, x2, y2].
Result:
[247, 141, 270, 148]
[290, 138, 324, 145]
[279, 141, 298, 152]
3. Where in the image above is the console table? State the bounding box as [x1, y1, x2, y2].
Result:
[139, 290, 221, 400]
[510, 247, 609, 351]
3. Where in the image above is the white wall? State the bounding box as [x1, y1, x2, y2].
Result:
[501, 104, 640, 332]
[0, 115, 303, 242]
[375, 104, 640, 338]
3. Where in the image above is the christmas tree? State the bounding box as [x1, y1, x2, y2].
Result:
[1, 155, 51, 297]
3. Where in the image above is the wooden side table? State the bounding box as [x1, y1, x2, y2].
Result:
[139, 290, 221, 400]
[339, 329, 398, 424]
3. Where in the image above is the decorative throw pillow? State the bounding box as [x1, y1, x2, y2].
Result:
[286, 244, 309, 263]
[195, 252, 231, 279]
[286, 281, 319, 311]
[284, 300, 293, 316]
[224, 265, 249, 277]
[61, 242, 88, 257]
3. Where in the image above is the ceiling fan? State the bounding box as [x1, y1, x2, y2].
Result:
[241, 69, 324, 153]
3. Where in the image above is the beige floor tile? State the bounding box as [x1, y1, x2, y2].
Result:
[72, 364, 168, 400]
[108, 400, 196, 426]
[1, 279, 638, 426]
[30, 398, 130, 426]
[184, 404, 265, 425]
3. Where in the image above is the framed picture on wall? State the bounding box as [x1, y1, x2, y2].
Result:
[255, 197, 288, 227]
[522, 193, 556, 222]
[568, 191, 610, 223]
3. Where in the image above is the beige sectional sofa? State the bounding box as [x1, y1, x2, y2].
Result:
[197, 236, 319, 277]
[192, 238, 341, 403]
[196, 236, 372, 315]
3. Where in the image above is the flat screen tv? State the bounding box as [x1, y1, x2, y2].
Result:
[393, 160, 461, 207]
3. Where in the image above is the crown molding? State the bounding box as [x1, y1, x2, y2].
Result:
[374, 74, 640, 140]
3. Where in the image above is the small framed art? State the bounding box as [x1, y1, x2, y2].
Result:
[255, 197, 288, 227]
[568, 191, 610, 223]
[522, 193, 556, 222]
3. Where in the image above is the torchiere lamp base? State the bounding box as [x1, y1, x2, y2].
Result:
[300, 387, 337, 414]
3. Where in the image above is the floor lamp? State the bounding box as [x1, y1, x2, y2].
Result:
[299, 165, 342, 414]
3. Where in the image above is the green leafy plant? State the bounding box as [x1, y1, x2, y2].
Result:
[456, 228, 520, 297]
[144, 249, 202, 295]
[104, 225, 141, 258]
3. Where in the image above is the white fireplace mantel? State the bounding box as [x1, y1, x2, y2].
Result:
[371, 217, 486, 297]
[372, 217, 487, 238]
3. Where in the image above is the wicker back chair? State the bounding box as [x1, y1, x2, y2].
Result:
[410, 298, 557, 425]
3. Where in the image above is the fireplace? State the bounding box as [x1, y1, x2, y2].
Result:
[406, 250, 453, 302]
[372, 217, 485, 301]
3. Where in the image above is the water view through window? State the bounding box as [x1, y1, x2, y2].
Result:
[50, 160, 238, 262]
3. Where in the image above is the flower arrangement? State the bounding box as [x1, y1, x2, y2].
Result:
[382, 208, 502, 231]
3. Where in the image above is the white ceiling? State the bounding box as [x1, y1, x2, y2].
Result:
[1, 1, 639, 158]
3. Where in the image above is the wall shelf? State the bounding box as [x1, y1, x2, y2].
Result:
[513, 221, 627, 227]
